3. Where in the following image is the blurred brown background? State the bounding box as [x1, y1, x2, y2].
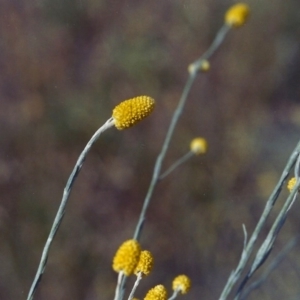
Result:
[1, 0, 300, 299]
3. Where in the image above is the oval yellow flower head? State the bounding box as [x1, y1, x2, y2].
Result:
[134, 250, 154, 277]
[112, 239, 141, 276]
[172, 275, 191, 294]
[287, 177, 297, 193]
[144, 285, 167, 300]
[112, 96, 155, 130]
[225, 3, 250, 28]
[190, 137, 208, 155]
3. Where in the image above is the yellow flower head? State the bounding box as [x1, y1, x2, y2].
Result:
[190, 137, 208, 155]
[172, 275, 191, 294]
[225, 3, 250, 28]
[287, 177, 297, 193]
[134, 250, 154, 277]
[144, 285, 167, 300]
[112, 239, 141, 276]
[112, 96, 155, 130]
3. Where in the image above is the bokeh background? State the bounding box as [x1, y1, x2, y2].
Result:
[1, 0, 300, 299]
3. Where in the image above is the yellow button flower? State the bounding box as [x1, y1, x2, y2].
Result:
[287, 177, 297, 193]
[144, 285, 167, 300]
[112, 239, 141, 276]
[225, 3, 250, 28]
[172, 275, 191, 294]
[190, 137, 208, 155]
[112, 96, 155, 130]
[134, 250, 154, 277]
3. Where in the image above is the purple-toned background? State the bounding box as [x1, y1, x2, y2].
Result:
[1, 0, 300, 299]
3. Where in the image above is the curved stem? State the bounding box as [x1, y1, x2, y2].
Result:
[27, 118, 115, 300]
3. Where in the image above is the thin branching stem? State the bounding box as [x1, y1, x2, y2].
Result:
[219, 141, 300, 300]
[159, 151, 194, 180]
[27, 118, 115, 300]
[234, 180, 300, 299]
[133, 24, 231, 242]
[239, 236, 299, 300]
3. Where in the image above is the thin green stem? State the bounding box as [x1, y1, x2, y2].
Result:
[159, 151, 194, 180]
[27, 118, 115, 300]
[218, 141, 300, 300]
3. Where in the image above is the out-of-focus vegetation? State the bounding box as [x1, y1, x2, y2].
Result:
[1, 0, 300, 299]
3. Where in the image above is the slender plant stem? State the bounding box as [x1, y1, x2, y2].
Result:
[114, 272, 125, 300]
[234, 181, 300, 299]
[159, 151, 194, 180]
[118, 24, 232, 300]
[133, 72, 196, 241]
[218, 141, 300, 300]
[127, 273, 142, 300]
[168, 290, 179, 300]
[133, 24, 231, 241]
[239, 236, 299, 300]
[27, 118, 115, 300]
[190, 24, 231, 72]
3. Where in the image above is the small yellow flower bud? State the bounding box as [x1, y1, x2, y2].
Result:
[188, 60, 210, 74]
[112, 239, 141, 276]
[287, 177, 297, 193]
[134, 250, 154, 277]
[225, 3, 250, 28]
[190, 137, 207, 155]
[172, 275, 191, 294]
[144, 285, 167, 300]
[112, 96, 155, 130]
[200, 60, 210, 72]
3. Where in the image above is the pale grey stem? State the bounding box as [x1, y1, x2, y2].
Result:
[114, 272, 125, 300]
[168, 290, 180, 300]
[219, 141, 300, 300]
[159, 151, 194, 180]
[133, 23, 232, 242]
[190, 24, 231, 72]
[234, 181, 300, 300]
[127, 273, 142, 300]
[242, 224, 247, 250]
[239, 236, 299, 300]
[27, 118, 115, 300]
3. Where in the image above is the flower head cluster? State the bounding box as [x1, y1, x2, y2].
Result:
[287, 177, 297, 193]
[112, 96, 155, 130]
[112, 239, 141, 276]
[144, 285, 167, 300]
[225, 3, 250, 28]
[172, 275, 191, 294]
[134, 250, 154, 277]
[190, 137, 208, 155]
